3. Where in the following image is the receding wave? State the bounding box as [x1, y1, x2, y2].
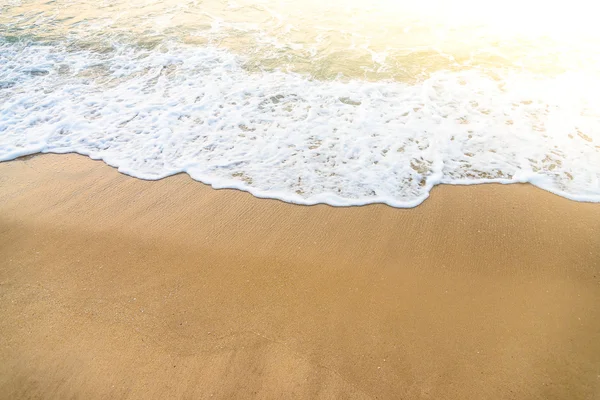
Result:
[1, 39, 598, 206]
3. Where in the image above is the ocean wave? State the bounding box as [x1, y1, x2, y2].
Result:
[1, 40, 599, 206]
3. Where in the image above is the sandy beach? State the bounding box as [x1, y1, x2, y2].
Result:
[0, 153, 599, 399]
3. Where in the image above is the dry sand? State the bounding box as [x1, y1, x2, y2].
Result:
[1, 154, 599, 399]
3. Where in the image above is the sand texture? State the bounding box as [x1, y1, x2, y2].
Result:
[1, 154, 599, 399]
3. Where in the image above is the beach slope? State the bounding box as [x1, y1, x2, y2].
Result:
[1, 154, 599, 399]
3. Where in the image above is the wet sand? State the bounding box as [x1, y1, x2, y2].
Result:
[1, 154, 599, 399]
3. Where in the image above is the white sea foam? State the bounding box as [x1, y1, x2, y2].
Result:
[1, 41, 599, 206]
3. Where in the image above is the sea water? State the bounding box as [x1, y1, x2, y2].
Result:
[1, 0, 599, 206]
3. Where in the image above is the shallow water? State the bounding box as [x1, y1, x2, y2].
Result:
[1, 0, 599, 206]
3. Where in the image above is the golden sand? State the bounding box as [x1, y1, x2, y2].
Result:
[1, 154, 599, 399]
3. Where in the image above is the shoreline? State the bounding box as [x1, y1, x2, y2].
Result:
[3, 152, 599, 208]
[1, 154, 599, 399]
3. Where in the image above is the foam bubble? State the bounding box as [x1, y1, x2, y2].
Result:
[1, 41, 599, 206]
